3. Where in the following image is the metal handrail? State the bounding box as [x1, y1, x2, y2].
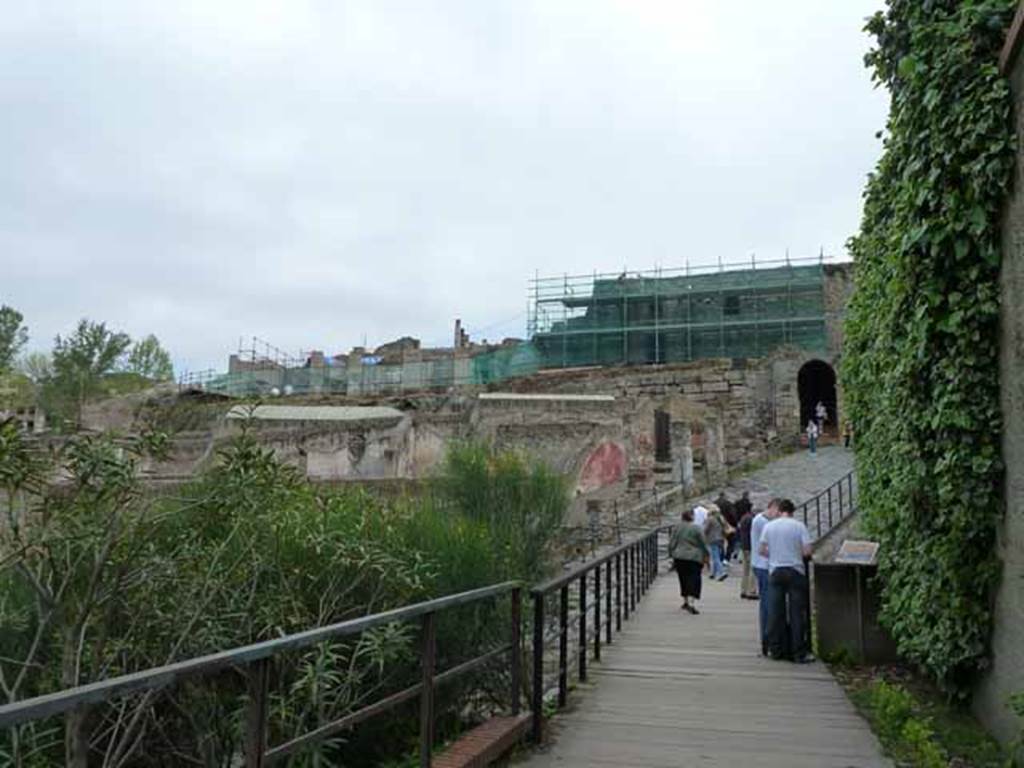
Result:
[799, 469, 857, 542]
[529, 527, 661, 741]
[0, 581, 522, 768]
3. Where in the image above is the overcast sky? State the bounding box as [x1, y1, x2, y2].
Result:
[2, 1, 889, 374]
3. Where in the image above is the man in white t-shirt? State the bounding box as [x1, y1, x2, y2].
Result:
[758, 499, 814, 663]
[692, 504, 708, 528]
[750, 499, 780, 656]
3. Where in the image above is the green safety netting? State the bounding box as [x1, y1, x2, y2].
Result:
[186, 263, 828, 397]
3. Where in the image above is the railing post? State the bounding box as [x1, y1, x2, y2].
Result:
[558, 586, 569, 707]
[623, 551, 630, 620]
[616, 554, 623, 629]
[594, 567, 602, 661]
[634, 544, 640, 607]
[419, 612, 437, 768]
[511, 587, 522, 716]
[650, 535, 657, 583]
[839, 479, 844, 519]
[531, 592, 545, 742]
[638, 540, 647, 593]
[605, 560, 612, 644]
[244, 658, 270, 768]
[827, 485, 833, 529]
[632, 544, 639, 610]
[815, 496, 821, 538]
[578, 574, 587, 682]
[626, 546, 634, 615]
[630, 544, 638, 606]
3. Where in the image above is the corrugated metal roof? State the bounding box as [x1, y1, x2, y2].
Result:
[226, 405, 405, 422]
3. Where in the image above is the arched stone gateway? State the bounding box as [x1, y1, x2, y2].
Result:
[797, 359, 837, 435]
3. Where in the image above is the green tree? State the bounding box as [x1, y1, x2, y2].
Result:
[51, 319, 131, 427]
[16, 352, 52, 384]
[0, 306, 28, 372]
[124, 334, 173, 380]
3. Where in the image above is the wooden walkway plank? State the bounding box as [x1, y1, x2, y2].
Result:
[520, 569, 890, 767]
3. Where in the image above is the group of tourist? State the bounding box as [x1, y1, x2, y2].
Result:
[684, 490, 753, 585]
[668, 495, 815, 663]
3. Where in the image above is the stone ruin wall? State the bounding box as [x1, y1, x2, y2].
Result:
[81, 344, 835, 534]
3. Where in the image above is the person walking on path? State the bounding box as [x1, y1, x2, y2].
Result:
[759, 498, 814, 663]
[750, 499, 781, 655]
[669, 508, 710, 614]
[716, 491, 740, 562]
[703, 503, 729, 581]
[739, 504, 758, 600]
[806, 419, 819, 455]
[815, 400, 828, 433]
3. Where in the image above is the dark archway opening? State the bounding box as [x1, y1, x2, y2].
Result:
[798, 360, 837, 436]
[654, 410, 671, 463]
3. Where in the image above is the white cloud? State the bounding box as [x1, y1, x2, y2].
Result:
[0, 0, 888, 372]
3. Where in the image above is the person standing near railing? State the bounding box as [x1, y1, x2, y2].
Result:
[759, 498, 815, 664]
[750, 499, 781, 656]
[670, 508, 710, 615]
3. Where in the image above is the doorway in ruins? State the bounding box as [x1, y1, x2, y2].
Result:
[654, 409, 671, 463]
[798, 359, 837, 436]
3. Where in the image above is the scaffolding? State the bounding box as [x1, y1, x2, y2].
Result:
[528, 255, 834, 369]
[178, 256, 842, 398]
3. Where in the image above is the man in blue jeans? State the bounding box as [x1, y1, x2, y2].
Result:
[759, 498, 814, 663]
[749, 498, 781, 656]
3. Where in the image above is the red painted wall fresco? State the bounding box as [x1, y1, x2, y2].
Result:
[577, 441, 627, 493]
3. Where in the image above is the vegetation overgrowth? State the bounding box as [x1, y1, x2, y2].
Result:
[832, 665, 1010, 767]
[843, 0, 1017, 692]
[0, 419, 568, 766]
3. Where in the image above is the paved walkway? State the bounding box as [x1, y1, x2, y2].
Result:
[519, 446, 887, 768]
[521, 574, 889, 768]
[694, 445, 854, 517]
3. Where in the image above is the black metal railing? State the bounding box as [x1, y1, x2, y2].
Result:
[0, 583, 522, 768]
[528, 528, 661, 742]
[800, 469, 857, 542]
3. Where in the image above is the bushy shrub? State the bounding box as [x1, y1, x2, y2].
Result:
[0, 427, 569, 765]
[867, 681, 947, 767]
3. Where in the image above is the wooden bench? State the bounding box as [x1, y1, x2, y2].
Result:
[433, 714, 531, 768]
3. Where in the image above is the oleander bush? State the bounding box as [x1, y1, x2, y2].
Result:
[0, 420, 567, 766]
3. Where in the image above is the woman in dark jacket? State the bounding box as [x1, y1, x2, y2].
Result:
[669, 508, 710, 614]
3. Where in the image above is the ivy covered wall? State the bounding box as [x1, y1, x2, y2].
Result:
[844, 0, 1017, 691]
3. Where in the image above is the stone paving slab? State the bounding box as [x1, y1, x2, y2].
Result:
[694, 445, 854, 516]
